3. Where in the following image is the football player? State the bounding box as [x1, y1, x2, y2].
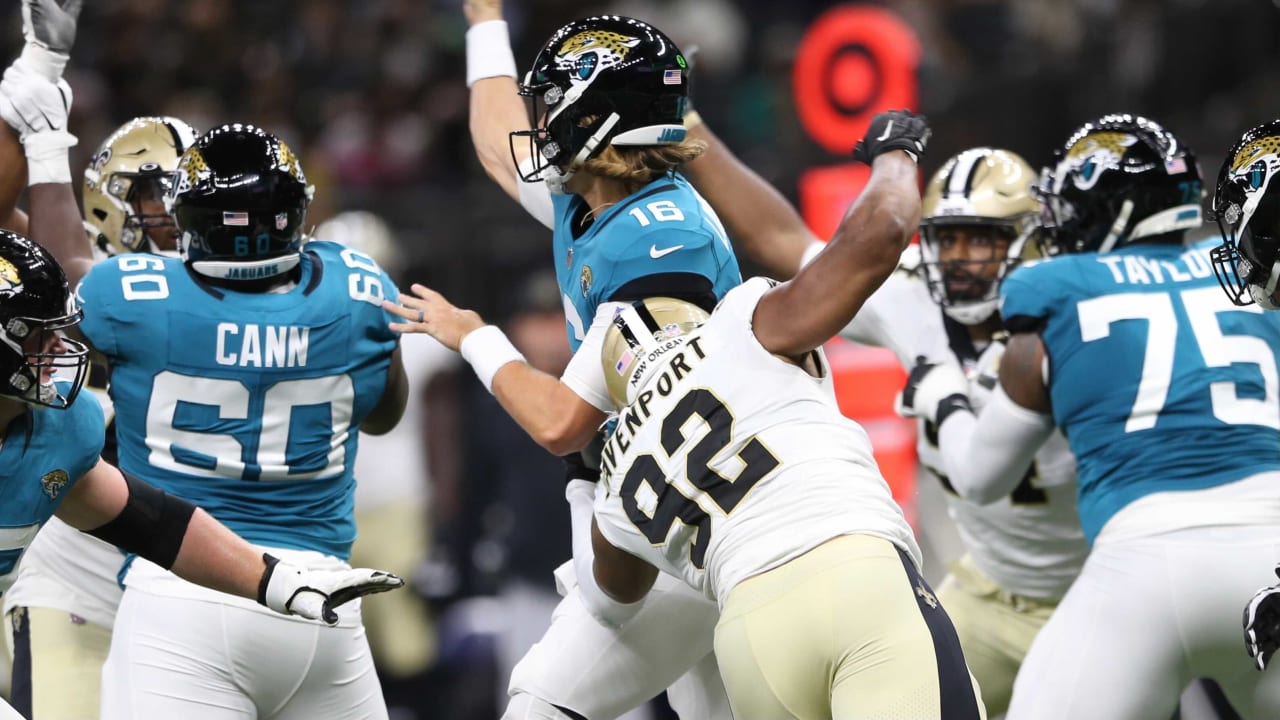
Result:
[1210, 120, 1280, 673]
[0, 228, 403, 720]
[387, 111, 988, 718]
[465, 4, 751, 717]
[0, 47, 411, 717]
[833, 148, 1086, 715]
[904, 115, 1280, 718]
[0, 114, 197, 720]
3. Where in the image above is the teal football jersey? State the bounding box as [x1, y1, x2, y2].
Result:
[552, 172, 742, 350]
[1001, 238, 1280, 542]
[0, 381, 104, 588]
[76, 242, 399, 559]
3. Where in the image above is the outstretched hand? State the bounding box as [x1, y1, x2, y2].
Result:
[383, 283, 486, 352]
[258, 554, 404, 626]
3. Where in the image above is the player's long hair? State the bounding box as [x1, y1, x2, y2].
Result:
[583, 139, 707, 195]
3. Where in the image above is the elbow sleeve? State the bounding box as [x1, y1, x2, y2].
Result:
[87, 472, 197, 569]
[939, 385, 1055, 505]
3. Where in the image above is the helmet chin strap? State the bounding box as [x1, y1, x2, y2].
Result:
[943, 298, 998, 326]
[1097, 200, 1133, 254]
[543, 113, 621, 195]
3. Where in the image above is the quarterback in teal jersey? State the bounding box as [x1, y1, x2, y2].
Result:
[459, 3, 820, 717]
[2, 90, 410, 716]
[904, 115, 1280, 718]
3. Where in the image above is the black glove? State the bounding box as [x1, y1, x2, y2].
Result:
[896, 355, 972, 426]
[853, 109, 930, 165]
[1244, 564, 1280, 670]
[563, 450, 601, 485]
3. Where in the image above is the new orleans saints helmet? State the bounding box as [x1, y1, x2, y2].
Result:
[602, 297, 709, 408]
[1039, 114, 1202, 255]
[0, 230, 89, 409]
[511, 15, 690, 188]
[171, 124, 312, 281]
[1211, 120, 1280, 309]
[920, 148, 1041, 325]
[83, 116, 199, 256]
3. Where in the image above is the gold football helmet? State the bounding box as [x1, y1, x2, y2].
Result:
[602, 297, 709, 408]
[83, 116, 199, 255]
[919, 148, 1041, 325]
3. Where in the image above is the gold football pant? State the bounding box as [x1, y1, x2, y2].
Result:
[714, 534, 986, 720]
[5, 606, 112, 720]
[936, 554, 1057, 716]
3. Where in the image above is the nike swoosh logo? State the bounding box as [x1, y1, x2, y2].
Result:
[876, 121, 894, 141]
[650, 244, 684, 259]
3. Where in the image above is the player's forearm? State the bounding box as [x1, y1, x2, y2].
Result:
[754, 152, 919, 357]
[937, 386, 1054, 504]
[469, 77, 528, 200]
[492, 362, 600, 455]
[168, 508, 270, 601]
[684, 122, 820, 279]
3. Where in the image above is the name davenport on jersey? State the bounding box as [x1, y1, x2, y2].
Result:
[593, 279, 920, 605]
[598, 334, 709, 479]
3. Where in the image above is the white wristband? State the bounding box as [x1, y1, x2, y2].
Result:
[16, 44, 67, 83]
[459, 324, 525, 393]
[799, 240, 825, 270]
[24, 130, 76, 185]
[466, 20, 519, 88]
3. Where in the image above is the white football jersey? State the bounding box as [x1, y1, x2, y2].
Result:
[841, 256, 1087, 600]
[593, 278, 921, 606]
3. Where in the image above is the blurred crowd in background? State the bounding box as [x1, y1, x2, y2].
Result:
[5, 1, 1280, 718]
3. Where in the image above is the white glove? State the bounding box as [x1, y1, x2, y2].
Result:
[258, 553, 404, 625]
[895, 355, 972, 426]
[0, 62, 73, 139]
[20, 0, 83, 80]
[1244, 564, 1280, 671]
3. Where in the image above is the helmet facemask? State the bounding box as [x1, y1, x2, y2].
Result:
[920, 221, 1034, 325]
[0, 301, 89, 410]
[1212, 136, 1280, 308]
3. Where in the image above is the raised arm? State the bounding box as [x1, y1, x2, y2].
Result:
[0, 4, 94, 288]
[683, 117, 822, 279]
[465, 0, 532, 202]
[751, 111, 929, 358]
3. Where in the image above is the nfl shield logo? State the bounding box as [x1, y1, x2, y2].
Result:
[275, 213, 289, 230]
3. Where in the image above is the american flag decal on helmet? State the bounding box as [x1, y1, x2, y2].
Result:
[663, 69, 681, 85]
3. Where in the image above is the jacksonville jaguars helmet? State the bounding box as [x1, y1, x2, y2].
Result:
[171, 124, 312, 281]
[0, 230, 89, 410]
[83, 116, 199, 256]
[511, 15, 690, 190]
[602, 297, 709, 408]
[920, 148, 1042, 325]
[1211, 120, 1280, 309]
[1038, 114, 1202, 255]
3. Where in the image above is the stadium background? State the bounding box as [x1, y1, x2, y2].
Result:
[4, 1, 1280, 718]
